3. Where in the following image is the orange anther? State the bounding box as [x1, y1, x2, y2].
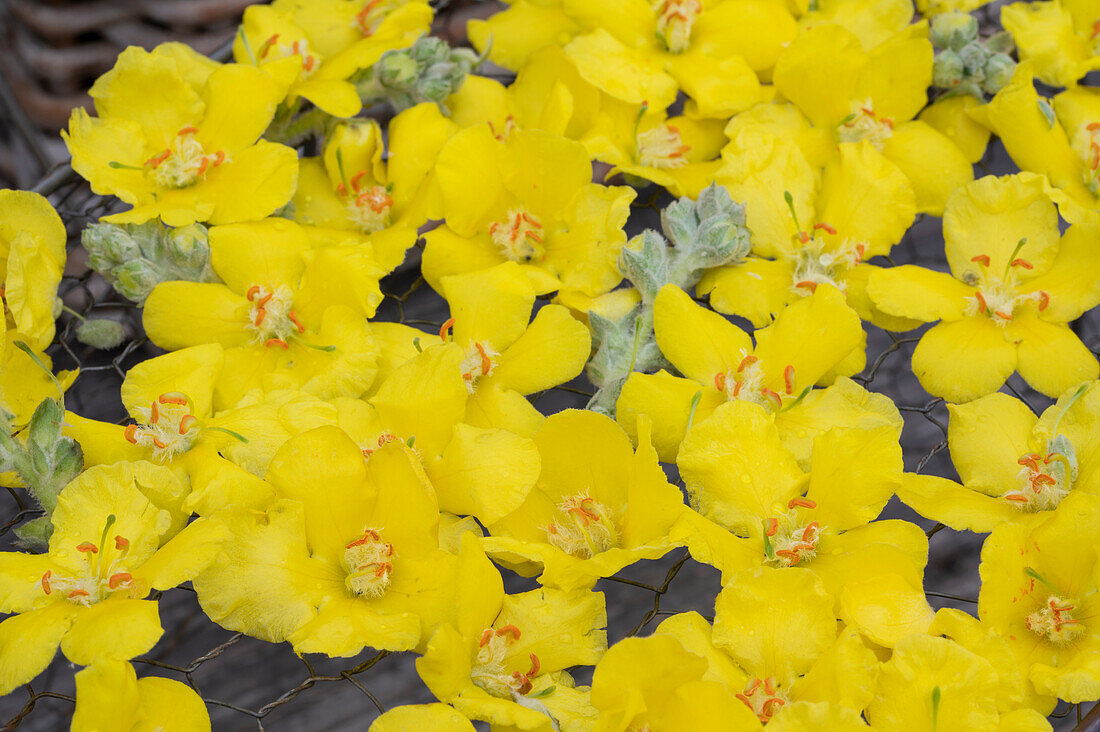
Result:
[882, 118, 895, 129]
[714, 372, 726, 392]
[257, 293, 273, 307]
[303, 55, 316, 72]
[764, 518, 779, 537]
[152, 437, 168, 449]
[797, 231, 811, 244]
[178, 126, 198, 136]
[788, 497, 817, 509]
[1032, 474, 1057, 487]
[150, 401, 160, 424]
[109, 573, 132, 589]
[1037, 291, 1050, 311]
[350, 170, 368, 191]
[260, 33, 279, 58]
[795, 280, 818, 293]
[813, 222, 836, 235]
[373, 562, 391, 578]
[68, 589, 90, 599]
[736, 693, 753, 706]
[973, 291, 988, 314]
[475, 342, 492, 375]
[761, 698, 786, 716]
[1018, 453, 1041, 469]
[762, 388, 783, 408]
[196, 157, 210, 177]
[115, 536, 130, 550]
[496, 624, 521, 641]
[254, 307, 267, 327]
[478, 628, 495, 647]
[861, 107, 875, 116]
[1005, 494, 1030, 503]
[524, 229, 543, 243]
[265, 338, 289, 349]
[512, 672, 533, 695]
[213, 150, 226, 167]
[763, 677, 777, 696]
[994, 310, 1013, 321]
[783, 365, 795, 395]
[41, 571, 51, 595]
[179, 415, 198, 434]
[855, 243, 866, 262]
[527, 653, 541, 676]
[774, 549, 801, 563]
[246, 285, 262, 301]
[158, 393, 188, 405]
[971, 254, 991, 267]
[288, 310, 306, 333]
[336, 182, 347, 196]
[521, 212, 541, 227]
[356, 0, 383, 34]
[803, 521, 820, 534]
[439, 318, 455, 341]
[744, 678, 762, 695]
[77, 542, 98, 554]
[1088, 122, 1100, 131]
[145, 150, 171, 168]
[1010, 258, 1033, 270]
[736, 355, 758, 373]
[124, 424, 140, 444]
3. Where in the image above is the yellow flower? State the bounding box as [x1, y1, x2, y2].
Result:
[0, 333, 76, 432]
[194, 427, 458, 656]
[424, 126, 635, 302]
[898, 383, 1100, 532]
[703, 134, 917, 329]
[971, 62, 1100, 215]
[468, 1, 580, 71]
[673, 400, 934, 647]
[370, 703, 475, 731]
[234, 0, 432, 117]
[481, 410, 685, 590]
[869, 173, 1100, 402]
[616, 283, 888, 463]
[142, 218, 383, 410]
[64, 44, 299, 227]
[292, 110, 456, 270]
[773, 22, 973, 215]
[978, 490, 1100, 704]
[0, 190, 65, 351]
[918, 95, 992, 164]
[71, 661, 211, 732]
[416, 535, 604, 731]
[0, 463, 228, 694]
[590, 628, 762, 730]
[1001, 0, 1100, 88]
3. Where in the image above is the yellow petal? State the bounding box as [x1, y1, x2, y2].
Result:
[184, 141, 299, 226]
[490, 304, 590, 395]
[440, 262, 535, 351]
[790, 627, 879, 712]
[564, 29, 678, 108]
[947, 392, 1037, 493]
[854, 31, 933, 125]
[62, 111, 153, 209]
[654, 284, 754, 383]
[196, 63, 288, 153]
[434, 125, 508, 238]
[882, 120, 973, 217]
[867, 265, 971, 324]
[667, 52, 762, 119]
[616, 370, 723, 463]
[468, 1, 579, 71]
[697, 258, 795, 328]
[135, 673, 212, 731]
[421, 226, 508, 294]
[918, 96, 992, 164]
[134, 518, 230, 591]
[142, 282, 251, 351]
[1020, 224, 1100, 322]
[1002, 0, 1095, 88]
[768, 701, 869, 731]
[807, 425, 902, 532]
[1008, 312, 1099, 398]
[694, 0, 799, 72]
[290, 596, 421, 655]
[838, 572, 934, 648]
[504, 129, 593, 217]
[71, 661, 140, 732]
[897, 474, 1023, 532]
[60, 598, 162, 666]
[370, 703, 476, 732]
[773, 24, 865, 128]
[0, 603, 76, 695]
[911, 318, 1018, 403]
[121, 344, 224, 419]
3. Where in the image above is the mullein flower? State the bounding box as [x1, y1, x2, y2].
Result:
[142, 218, 384, 410]
[0, 463, 227, 694]
[773, 22, 973, 215]
[703, 133, 917, 329]
[978, 491, 1100, 705]
[869, 173, 1100, 402]
[0, 190, 65, 351]
[71, 661, 211, 732]
[64, 44, 299, 227]
[416, 535, 604, 731]
[1001, 0, 1100, 88]
[898, 382, 1100, 532]
[234, 0, 432, 117]
[424, 126, 635, 302]
[674, 400, 934, 647]
[617, 283, 888, 463]
[370, 704, 475, 731]
[481, 410, 685, 590]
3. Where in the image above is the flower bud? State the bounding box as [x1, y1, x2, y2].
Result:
[982, 54, 1016, 95]
[930, 11, 978, 50]
[932, 50, 966, 88]
[77, 319, 126, 350]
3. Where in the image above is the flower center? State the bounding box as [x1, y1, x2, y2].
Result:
[471, 624, 541, 698]
[259, 34, 319, 78]
[636, 124, 691, 169]
[41, 517, 135, 607]
[458, 340, 499, 393]
[123, 392, 200, 462]
[736, 677, 788, 724]
[245, 284, 304, 349]
[344, 528, 395, 598]
[763, 498, 822, 567]
[354, 0, 392, 37]
[546, 495, 619, 559]
[654, 0, 702, 53]
[837, 100, 895, 149]
[787, 225, 865, 296]
[1071, 122, 1100, 194]
[144, 126, 228, 189]
[963, 253, 1049, 326]
[338, 172, 394, 234]
[714, 356, 800, 411]
[488, 115, 518, 142]
[1006, 442, 1077, 511]
[1025, 595, 1084, 643]
[489, 209, 545, 263]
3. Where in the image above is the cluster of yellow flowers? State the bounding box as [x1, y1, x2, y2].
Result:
[2, 0, 1100, 729]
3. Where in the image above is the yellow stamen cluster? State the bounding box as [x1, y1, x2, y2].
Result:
[458, 340, 499, 393]
[245, 283, 304, 348]
[715, 355, 798, 411]
[339, 172, 394, 233]
[636, 124, 691, 169]
[653, 0, 703, 53]
[546, 495, 619, 559]
[837, 100, 895, 149]
[489, 209, 545, 263]
[41, 528, 135, 608]
[1025, 595, 1084, 644]
[788, 228, 865, 296]
[963, 254, 1050, 326]
[124, 392, 200, 461]
[736, 677, 788, 724]
[1006, 451, 1074, 511]
[144, 126, 227, 189]
[763, 499, 823, 567]
[471, 624, 540, 698]
[344, 528, 395, 598]
[1071, 121, 1100, 194]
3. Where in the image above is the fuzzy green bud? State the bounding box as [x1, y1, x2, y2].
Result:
[982, 53, 1016, 95]
[930, 11, 978, 50]
[932, 50, 966, 88]
[958, 42, 988, 77]
[81, 221, 218, 302]
[76, 319, 126, 350]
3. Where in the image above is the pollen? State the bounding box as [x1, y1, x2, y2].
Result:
[144, 126, 228, 189]
[837, 100, 895, 149]
[1005, 443, 1077, 511]
[546, 494, 619, 559]
[719, 354, 792, 411]
[470, 623, 541, 698]
[1025, 595, 1084, 644]
[736, 677, 788, 724]
[124, 392, 201, 461]
[963, 252, 1051, 325]
[344, 528, 395, 599]
[458, 340, 499, 393]
[763, 510, 823, 568]
[340, 171, 394, 234]
[245, 284, 302, 345]
[489, 209, 545, 263]
[636, 124, 691, 169]
[654, 0, 702, 53]
[787, 230, 865, 296]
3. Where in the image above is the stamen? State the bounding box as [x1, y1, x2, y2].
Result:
[971, 255, 991, 267]
[439, 318, 455, 341]
[783, 365, 795, 395]
[812, 223, 836, 235]
[41, 571, 51, 594]
[714, 372, 726, 391]
[265, 338, 289, 349]
[77, 542, 98, 554]
[788, 497, 817, 509]
[496, 624, 521, 641]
